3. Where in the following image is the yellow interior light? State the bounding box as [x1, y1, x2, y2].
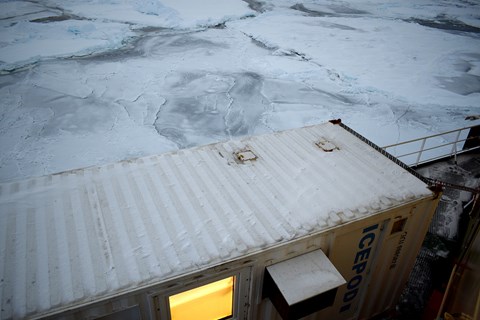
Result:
[169, 276, 234, 320]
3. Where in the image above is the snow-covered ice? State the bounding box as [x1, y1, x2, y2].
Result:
[1, 0, 479, 182]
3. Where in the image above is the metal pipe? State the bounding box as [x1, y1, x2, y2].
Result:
[382, 125, 480, 166]
[415, 138, 427, 167]
[451, 130, 462, 164]
[382, 124, 478, 148]
[393, 140, 469, 160]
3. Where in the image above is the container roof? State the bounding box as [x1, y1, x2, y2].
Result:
[0, 122, 433, 319]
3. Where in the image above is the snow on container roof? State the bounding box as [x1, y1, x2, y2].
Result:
[0, 121, 434, 319]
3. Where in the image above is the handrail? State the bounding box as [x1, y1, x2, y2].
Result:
[382, 125, 480, 167]
[382, 124, 479, 149]
[333, 120, 480, 194]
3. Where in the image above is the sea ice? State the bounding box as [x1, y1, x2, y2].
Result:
[0, 0, 479, 182]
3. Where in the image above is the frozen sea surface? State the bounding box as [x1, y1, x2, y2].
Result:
[1, 0, 480, 182]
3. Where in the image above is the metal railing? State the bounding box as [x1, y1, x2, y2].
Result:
[382, 125, 480, 167]
[337, 121, 480, 194]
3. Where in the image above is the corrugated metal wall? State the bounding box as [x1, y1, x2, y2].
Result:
[0, 122, 437, 319]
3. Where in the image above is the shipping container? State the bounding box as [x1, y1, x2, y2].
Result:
[0, 121, 440, 320]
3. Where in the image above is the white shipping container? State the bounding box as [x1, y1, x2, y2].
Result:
[0, 121, 440, 320]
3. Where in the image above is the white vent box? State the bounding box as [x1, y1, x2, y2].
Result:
[263, 249, 346, 320]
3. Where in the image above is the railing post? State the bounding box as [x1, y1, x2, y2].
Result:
[451, 130, 462, 164]
[415, 138, 427, 167]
